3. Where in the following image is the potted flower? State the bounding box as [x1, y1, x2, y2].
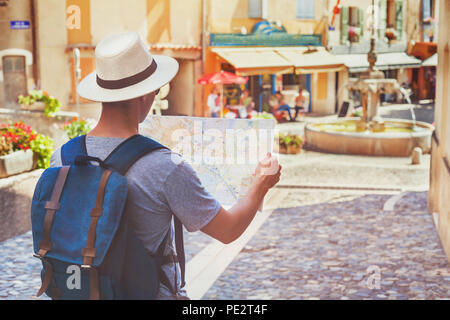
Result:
[18, 90, 61, 117]
[0, 122, 54, 178]
[277, 133, 304, 154]
[385, 24, 397, 42]
[60, 117, 92, 139]
[348, 26, 360, 43]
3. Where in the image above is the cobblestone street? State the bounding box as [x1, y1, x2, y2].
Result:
[204, 191, 450, 300]
[1, 190, 449, 300]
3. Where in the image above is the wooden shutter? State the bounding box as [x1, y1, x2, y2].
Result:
[340, 6, 349, 44]
[395, 0, 403, 40]
[297, 0, 315, 19]
[378, 0, 387, 39]
[249, 0, 262, 18]
[359, 8, 364, 37]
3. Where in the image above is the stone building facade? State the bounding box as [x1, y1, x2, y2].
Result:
[428, 0, 450, 263]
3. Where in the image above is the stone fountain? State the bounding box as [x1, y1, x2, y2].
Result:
[304, 8, 434, 157]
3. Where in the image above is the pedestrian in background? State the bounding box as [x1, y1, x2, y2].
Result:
[207, 87, 220, 117]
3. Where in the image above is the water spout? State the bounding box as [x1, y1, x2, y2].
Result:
[397, 85, 417, 129]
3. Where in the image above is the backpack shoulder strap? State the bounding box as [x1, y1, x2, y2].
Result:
[104, 134, 186, 290]
[61, 135, 88, 166]
[103, 134, 167, 175]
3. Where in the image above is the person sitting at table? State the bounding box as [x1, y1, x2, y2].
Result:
[273, 91, 294, 121]
[294, 88, 307, 120]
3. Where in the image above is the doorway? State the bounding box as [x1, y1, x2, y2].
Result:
[2, 55, 27, 107]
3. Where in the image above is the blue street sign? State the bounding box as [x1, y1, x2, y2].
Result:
[10, 21, 30, 30]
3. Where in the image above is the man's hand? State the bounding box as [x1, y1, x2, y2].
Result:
[201, 153, 281, 244]
[253, 152, 282, 191]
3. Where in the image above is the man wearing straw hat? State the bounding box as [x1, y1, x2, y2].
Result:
[49, 32, 281, 299]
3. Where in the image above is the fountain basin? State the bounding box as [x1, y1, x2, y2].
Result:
[305, 118, 434, 157]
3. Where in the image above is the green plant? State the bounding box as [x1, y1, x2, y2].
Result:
[61, 117, 91, 139]
[18, 90, 61, 117]
[278, 133, 303, 148]
[30, 134, 54, 168]
[350, 107, 362, 118]
[0, 121, 54, 168]
[253, 111, 276, 121]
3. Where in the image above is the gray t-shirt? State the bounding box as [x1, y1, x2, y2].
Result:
[50, 136, 221, 299]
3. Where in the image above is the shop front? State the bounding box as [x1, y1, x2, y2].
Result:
[208, 46, 345, 117]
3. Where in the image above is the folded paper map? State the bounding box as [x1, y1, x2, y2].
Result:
[140, 116, 276, 208]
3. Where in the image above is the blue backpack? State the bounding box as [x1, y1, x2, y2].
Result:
[31, 134, 186, 300]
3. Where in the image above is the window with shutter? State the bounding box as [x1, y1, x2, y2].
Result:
[387, 0, 396, 28]
[296, 0, 315, 19]
[359, 8, 364, 37]
[340, 6, 349, 44]
[340, 6, 363, 44]
[422, 0, 432, 20]
[378, 0, 387, 39]
[395, 0, 403, 40]
[249, 0, 262, 18]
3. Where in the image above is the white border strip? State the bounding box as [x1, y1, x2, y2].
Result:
[185, 189, 286, 300]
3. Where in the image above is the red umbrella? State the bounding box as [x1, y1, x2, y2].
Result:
[198, 71, 248, 117]
[197, 70, 248, 85]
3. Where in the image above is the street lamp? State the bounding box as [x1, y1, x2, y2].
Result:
[73, 48, 81, 116]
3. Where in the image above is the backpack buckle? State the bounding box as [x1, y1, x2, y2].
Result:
[81, 264, 92, 269]
[33, 253, 43, 260]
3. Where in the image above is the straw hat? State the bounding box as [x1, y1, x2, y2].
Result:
[77, 32, 179, 102]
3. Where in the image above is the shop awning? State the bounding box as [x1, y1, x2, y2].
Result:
[422, 53, 437, 67]
[211, 47, 294, 76]
[276, 47, 345, 74]
[211, 46, 346, 76]
[335, 52, 422, 73]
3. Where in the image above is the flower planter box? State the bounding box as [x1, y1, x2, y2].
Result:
[287, 144, 302, 154]
[278, 144, 302, 154]
[20, 101, 46, 112]
[0, 150, 37, 178]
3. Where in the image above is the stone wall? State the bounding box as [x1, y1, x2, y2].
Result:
[0, 169, 42, 242]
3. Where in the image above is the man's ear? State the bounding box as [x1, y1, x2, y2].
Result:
[138, 95, 146, 104]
